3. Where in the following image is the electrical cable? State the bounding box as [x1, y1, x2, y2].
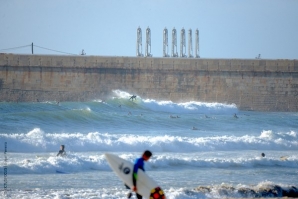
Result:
[0, 43, 79, 55]
[34, 45, 78, 55]
[0, 44, 31, 52]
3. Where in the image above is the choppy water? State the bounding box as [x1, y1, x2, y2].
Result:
[0, 90, 297, 198]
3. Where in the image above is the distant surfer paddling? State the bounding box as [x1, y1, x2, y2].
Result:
[192, 126, 198, 130]
[129, 95, 137, 101]
[57, 145, 66, 157]
[126, 150, 152, 199]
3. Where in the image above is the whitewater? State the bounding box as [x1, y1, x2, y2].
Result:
[0, 90, 297, 198]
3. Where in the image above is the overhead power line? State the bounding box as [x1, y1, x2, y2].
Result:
[0, 44, 31, 52]
[33, 44, 77, 55]
[0, 43, 78, 55]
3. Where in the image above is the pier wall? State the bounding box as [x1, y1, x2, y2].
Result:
[0, 54, 298, 111]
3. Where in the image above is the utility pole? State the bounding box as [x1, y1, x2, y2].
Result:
[31, 42, 33, 54]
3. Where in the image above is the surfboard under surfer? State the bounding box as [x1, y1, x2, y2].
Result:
[126, 150, 152, 199]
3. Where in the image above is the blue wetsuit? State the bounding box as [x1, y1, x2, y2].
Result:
[125, 157, 145, 199]
[132, 157, 145, 187]
[126, 157, 145, 199]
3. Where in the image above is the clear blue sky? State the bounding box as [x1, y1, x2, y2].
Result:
[0, 0, 297, 59]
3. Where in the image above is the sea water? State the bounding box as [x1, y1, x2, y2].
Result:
[0, 90, 297, 198]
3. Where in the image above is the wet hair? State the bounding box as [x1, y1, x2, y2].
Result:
[61, 145, 65, 149]
[261, 153, 265, 157]
[143, 150, 152, 158]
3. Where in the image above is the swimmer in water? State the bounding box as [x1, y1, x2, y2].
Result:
[57, 145, 66, 157]
[261, 152, 265, 157]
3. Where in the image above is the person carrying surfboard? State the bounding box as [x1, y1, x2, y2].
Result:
[127, 150, 152, 199]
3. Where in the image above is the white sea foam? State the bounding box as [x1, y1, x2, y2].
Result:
[72, 106, 92, 112]
[1, 129, 298, 153]
[3, 150, 298, 175]
[1, 179, 297, 199]
[194, 181, 298, 198]
[113, 89, 134, 99]
[142, 99, 237, 114]
[112, 89, 238, 114]
[0, 188, 130, 199]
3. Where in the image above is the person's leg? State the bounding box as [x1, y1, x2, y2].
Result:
[127, 192, 132, 198]
[124, 184, 132, 198]
[136, 193, 142, 199]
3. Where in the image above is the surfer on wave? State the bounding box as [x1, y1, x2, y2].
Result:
[129, 95, 137, 101]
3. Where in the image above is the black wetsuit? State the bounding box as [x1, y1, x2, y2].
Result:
[129, 95, 136, 101]
[57, 150, 66, 157]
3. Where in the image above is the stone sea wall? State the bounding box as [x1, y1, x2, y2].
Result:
[0, 54, 297, 111]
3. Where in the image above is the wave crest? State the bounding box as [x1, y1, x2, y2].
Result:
[194, 182, 298, 198]
[1, 129, 298, 153]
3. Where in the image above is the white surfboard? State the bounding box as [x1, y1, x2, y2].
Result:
[280, 156, 288, 161]
[105, 153, 165, 199]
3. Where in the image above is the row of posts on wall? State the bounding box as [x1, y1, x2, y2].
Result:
[136, 27, 200, 58]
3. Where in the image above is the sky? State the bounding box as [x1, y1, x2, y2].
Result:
[0, 0, 297, 59]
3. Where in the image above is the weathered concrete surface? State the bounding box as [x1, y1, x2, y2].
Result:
[0, 54, 297, 111]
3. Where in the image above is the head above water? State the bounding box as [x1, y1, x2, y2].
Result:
[261, 152, 265, 157]
[60, 145, 65, 150]
[142, 150, 152, 161]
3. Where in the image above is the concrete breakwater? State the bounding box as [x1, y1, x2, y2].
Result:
[0, 54, 297, 111]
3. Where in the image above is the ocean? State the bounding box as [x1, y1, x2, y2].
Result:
[0, 90, 297, 199]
